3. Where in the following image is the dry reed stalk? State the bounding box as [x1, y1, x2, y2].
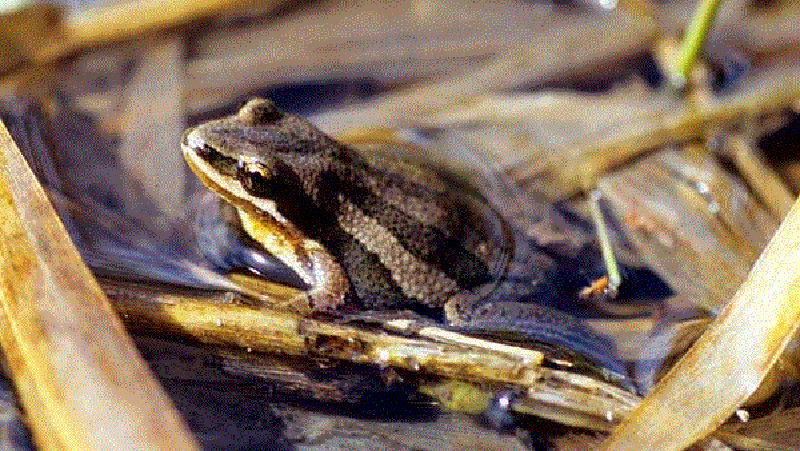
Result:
[0, 119, 200, 451]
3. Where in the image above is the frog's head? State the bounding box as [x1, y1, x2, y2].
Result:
[181, 98, 338, 224]
[183, 98, 340, 163]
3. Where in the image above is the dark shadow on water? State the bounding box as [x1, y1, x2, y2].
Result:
[134, 334, 442, 451]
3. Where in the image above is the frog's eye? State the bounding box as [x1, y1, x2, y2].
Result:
[243, 169, 277, 199]
[239, 160, 273, 178]
[239, 98, 283, 125]
[238, 161, 274, 197]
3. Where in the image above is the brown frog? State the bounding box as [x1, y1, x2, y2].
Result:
[182, 98, 516, 319]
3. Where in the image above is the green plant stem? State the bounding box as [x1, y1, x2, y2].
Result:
[672, 0, 723, 88]
[588, 190, 622, 295]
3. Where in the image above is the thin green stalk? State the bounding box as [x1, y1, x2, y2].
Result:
[672, 0, 723, 89]
[588, 190, 622, 295]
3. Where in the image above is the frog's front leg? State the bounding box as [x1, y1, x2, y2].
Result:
[237, 208, 349, 312]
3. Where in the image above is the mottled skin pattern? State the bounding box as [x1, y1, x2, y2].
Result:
[181, 98, 510, 317]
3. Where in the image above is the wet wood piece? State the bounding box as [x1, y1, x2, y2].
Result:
[369, 53, 800, 200]
[551, 51, 800, 193]
[0, 4, 64, 75]
[33, 0, 287, 64]
[711, 0, 800, 56]
[104, 279, 640, 431]
[720, 134, 795, 220]
[0, 120, 200, 451]
[716, 405, 800, 450]
[186, 0, 656, 116]
[596, 146, 778, 312]
[276, 406, 530, 451]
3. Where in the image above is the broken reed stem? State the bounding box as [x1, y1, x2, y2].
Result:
[601, 197, 800, 451]
[0, 119, 200, 451]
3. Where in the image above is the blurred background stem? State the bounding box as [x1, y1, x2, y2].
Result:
[672, 0, 723, 88]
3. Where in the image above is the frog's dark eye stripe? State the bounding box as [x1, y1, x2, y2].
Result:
[198, 148, 239, 178]
[240, 169, 273, 198]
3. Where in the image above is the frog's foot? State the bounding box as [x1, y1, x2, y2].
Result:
[443, 291, 477, 326]
[285, 239, 349, 312]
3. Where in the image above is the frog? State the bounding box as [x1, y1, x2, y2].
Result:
[181, 98, 631, 379]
